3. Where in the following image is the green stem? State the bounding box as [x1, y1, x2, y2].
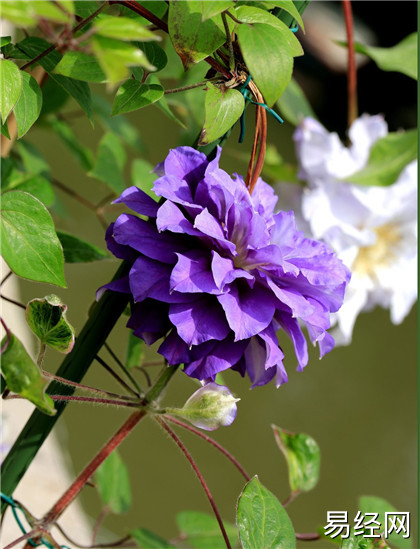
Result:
[1, 261, 131, 513]
[37, 343, 47, 368]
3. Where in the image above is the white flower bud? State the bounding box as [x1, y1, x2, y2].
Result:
[168, 383, 240, 431]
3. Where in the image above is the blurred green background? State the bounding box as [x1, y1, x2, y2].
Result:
[14, 2, 417, 547]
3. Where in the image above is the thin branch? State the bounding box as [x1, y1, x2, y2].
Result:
[104, 343, 143, 395]
[21, 2, 107, 70]
[0, 271, 12, 287]
[156, 417, 231, 549]
[4, 532, 37, 549]
[0, 317, 11, 354]
[37, 343, 47, 368]
[295, 533, 321, 541]
[164, 79, 218, 95]
[225, 10, 243, 25]
[91, 507, 110, 545]
[52, 177, 97, 212]
[0, 294, 26, 310]
[221, 12, 235, 72]
[7, 394, 140, 408]
[95, 355, 140, 398]
[342, 0, 358, 128]
[282, 489, 300, 507]
[165, 415, 251, 482]
[55, 521, 136, 548]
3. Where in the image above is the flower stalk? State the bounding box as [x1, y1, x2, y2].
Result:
[342, 0, 358, 128]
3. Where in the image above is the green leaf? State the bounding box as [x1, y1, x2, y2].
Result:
[359, 496, 412, 549]
[168, 1, 227, 69]
[54, 52, 106, 83]
[17, 141, 50, 176]
[237, 476, 296, 549]
[31, 0, 71, 23]
[131, 528, 174, 549]
[262, 145, 299, 183]
[1, 36, 11, 47]
[55, 1, 75, 16]
[7, 174, 55, 208]
[199, 83, 244, 145]
[74, 1, 100, 18]
[92, 35, 156, 83]
[89, 132, 126, 193]
[112, 80, 164, 115]
[94, 14, 159, 42]
[146, 74, 186, 128]
[40, 79, 69, 117]
[0, 333, 56, 415]
[48, 117, 94, 171]
[272, 425, 320, 493]
[17, 37, 93, 123]
[266, 0, 305, 30]
[176, 511, 238, 549]
[135, 41, 168, 72]
[95, 450, 131, 514]
[0, 190, 66, 287]
[126, 332, 145, 369]
[131, 158, 157, 197]
[13, 72, 43, 138]
[340, 532, 376, 549]
[234, 6, 303, 57]
[57, 231, 108, 263]
[119, 1, 168, 25]
[347, 130, 417, 187]
[93, 94, 145, 152]
[276, 77, 315, 125]
[353, 33, 417, 80]
[0, 59, 22, 123]
[26, 295, 75, 354]
[1, 3, 36, 26]
[1, 119, 10, 139]
[237, 23, 294, 106]
[201, 1, 234, 21]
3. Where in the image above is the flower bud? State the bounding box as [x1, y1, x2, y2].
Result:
[168, 383, 240, 431]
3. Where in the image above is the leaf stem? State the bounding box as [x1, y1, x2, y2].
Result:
[165, 415, 251, 482]
[295, 532, 321, 541]
[104, 342, 143, 395]
[37, 343, 47, 368]
[282, 489, 300, 507]
[0, 271, 12, 287]
[156, 416, 231, 549]
[0, 295, 26, 310]
[20, 2, 108, 70]
[221, 12, 235, 72]
[164, 79, 219, 95]
[342, 0, 358, 128]
[95, 354, 140, 397]
[0, 317, 12, 353]
[48, 395, 140, 407]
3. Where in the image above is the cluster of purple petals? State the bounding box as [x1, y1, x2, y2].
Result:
[100, 147, 350, 388]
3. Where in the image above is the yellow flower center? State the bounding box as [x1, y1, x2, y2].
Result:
[352, 223, 401, 277]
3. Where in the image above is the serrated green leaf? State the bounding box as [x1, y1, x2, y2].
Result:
[126, 332, 144, 369]
[176, 511, 238, 549]
[130, 528, 174, 548]
[17, 37, 93, 123]
[92, 35, 156, 83]
[54, 52, 106, 83]
[168, 1, 227, 69]
[359, 496, 411, 549]
[48, 117, 94, 171]
[0, 333, 56, 415]
[276, 77, 315, 125]
[347, 130, 417, 187]
[112, 80, 164, 115]
[0, 190, 66, 287]
[237, 476, 295, 549]
[237, 23, 294, 106]
[234, 6, 303, 57]
[8, 174, 55, 208]
[266, 0, 305, 30]
[94, 14, 159, 42]
[89, 132, 126, 193]
[353, 33, 417, 80]
[93, 94, 145, 152]
[0, 59, 22, 123]
[199, 83, 244, 145]
[1, 36, 11, 47]
[57, 231, 108, 263]
[13, 72, 42, 138]
[95, 450, 131, 514]
[135, 41, 167, 72]
[26, 295, 75, 354]
[201, 1, 234, 21]
[272, 425, 320, 493]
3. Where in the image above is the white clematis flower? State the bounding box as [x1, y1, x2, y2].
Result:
[293, 114, 417, 344]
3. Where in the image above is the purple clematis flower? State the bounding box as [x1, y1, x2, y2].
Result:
[100, 147, 350, 388]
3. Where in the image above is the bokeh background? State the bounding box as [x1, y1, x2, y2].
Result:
[5, 2, 417, 547]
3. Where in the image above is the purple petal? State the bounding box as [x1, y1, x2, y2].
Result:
[169, 296, 230, 346]
[265, 278, 315, 319]
[276, 312, 308, 371]
[163, 146, 207, 186]
[251, 177, 278, 220]
[211, 251, 254, 290]
[158, 329, 191, 365]
[113, 186, 159, 218]
[156, 200, 202, 237]
[193, 209, 236, 254]
[184, 338, 248, 379]
[217, 285, 275, 341]
[170, 251, 218, 294]
[96, 276, 130, 300]
[113, 213, 181, 264]
[105, 223, 138, 262]
[243, 338, 276, 388]
[128, 300, 170, 345]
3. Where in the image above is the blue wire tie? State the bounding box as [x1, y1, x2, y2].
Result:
[290, 24, 299, 33]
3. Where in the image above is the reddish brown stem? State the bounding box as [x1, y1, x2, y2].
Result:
[48, 395, 140, 407]
[157, 417, 231, 549]
[44, 410, 146, 525]
[342, 0, 358, 128]
[165, 415, 251, 482]
[295, 533, 321, 541]
[0, 294, 26, 310]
